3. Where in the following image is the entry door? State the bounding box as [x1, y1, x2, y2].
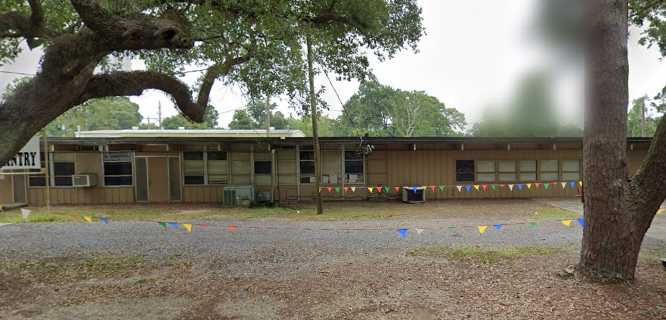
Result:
[148, 158, 170, 202]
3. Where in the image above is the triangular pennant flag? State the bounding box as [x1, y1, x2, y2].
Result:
[327, 187, 333, 193]
[526, 183, 532, 190]
[478, 225, 488, 234]
[227, 224, 238, 233]
[343, 186, 349, 192]
[383, 186, 390, 193]
[508, 184, 514, 191]
[561, 182, 567, 189]
[579, 181, 583, 187]
[561, 220, 573, 227]
[20, 209, 31, 221]
[481, 184, 488, 192]
[398, 228, 409, 238]
[438, 185, 446, 192]
[534, 182, 542, 189]
[490, 184, 497, 191]
[351, 187, 356, 192]
[83, 216, 93, 223]
[375, 186, 383, 193]
[415, 228, 424, 235]
[430, 185, 436, 192]
[493, 224, 503, 230]
[569, 181, 577, 189]
[456, 185, 463, 192]
[517, 184, 525, 191]
[100, 217, 109, 225]
[168, 222, 180, 230]
[577, 217, 585, 226]
[465, 185, 473, 192]
[198, 223, 209, 229]
[367, 187, 373, 193]
[335, 187, 341, 193]
[528, 222, 538, 228]
[473, 185, 480, 191]
[394, 186, 401, 192]
[544, 183, 550, 189]
[158, 221, 167, 229]
[182, 223, 193, 233]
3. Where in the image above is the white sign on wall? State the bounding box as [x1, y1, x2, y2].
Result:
[1, 136, 41, 171]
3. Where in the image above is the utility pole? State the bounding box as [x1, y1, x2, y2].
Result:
[265, 95, 271, 135]
[640, 97, 646, 137]
[307, 36, 323, 214]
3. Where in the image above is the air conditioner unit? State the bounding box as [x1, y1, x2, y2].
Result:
[401, 186, 425, 204]
[72, 174, 98, 187]
[223, 185, 255, 206]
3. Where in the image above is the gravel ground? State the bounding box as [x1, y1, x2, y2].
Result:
[1, 200, 665, 320]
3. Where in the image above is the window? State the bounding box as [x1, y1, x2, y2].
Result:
[476, 160, 496, 182]
[51, 153, 75, 187]
[29, 154, 48, 187]
[207, 151, 228, 184]
[344, 151, 364, 184]
[103, 152, 133, 186]
[300, 149, 315, 183]
[184, 152, 205, 185]
[456, 160, 475, 182]
[519, 160, 537, 181]
[561, 160, 580, 180]
[539, 160, 559, 181]
[498, 160, 516, 182]
[254, 161, 272, 174]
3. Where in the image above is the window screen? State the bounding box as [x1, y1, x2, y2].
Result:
[300, 150, 315, 183]
[519, 160, 537, 181]
[184, 152, 205, 185]
[561, 160, 580, 180]
[103, 152, 133, 186]
[456, 160, 475, 182]
[498, 160, 516, 182]
[207, 152, 228, 184]
[344, 151, 364, 184]
[539, 160, 559, 181]
[53, 160, 74, 187]
[476, 160, 495, 182]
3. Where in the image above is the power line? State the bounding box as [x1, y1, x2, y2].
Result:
[0, 70, 35, 76]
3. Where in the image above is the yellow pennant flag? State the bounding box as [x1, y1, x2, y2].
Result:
[526, 183, 532, 190]
[367, 187, 373, 193]
[478, 225, 488, 234]
[182, 223, 193, 233]
[83, 216, 93, 223]
[561, 182, 567, 189]
[473, 185, 480, 191]
[561, 220, 573, 227]
[578, 181, 583, 187]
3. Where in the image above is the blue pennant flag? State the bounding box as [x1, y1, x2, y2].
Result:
[516, 184, 524, 191]
[569, 181, 577, 189]
[493, 224, 503, 230]
[577, 217, 585, 226]
[398, 228, 409, 238]
[100, 217, 109, 225]
[465, 185, 473, 192]
[168, 222, 180, 230]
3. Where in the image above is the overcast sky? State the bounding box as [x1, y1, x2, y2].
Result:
[1, 0, 665, 129]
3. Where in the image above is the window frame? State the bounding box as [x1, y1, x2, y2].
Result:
[538, 159, 560, 181]
[102, 152, 134, 187]
[299, 148, 315, 184]
[344, 150, 365, 184]
[456, 160, 475, 182]
[475, 160, 496, 182]
[497, 160, 517, 182]
[561, 159, 581, 181]
[50, 153, 76, 188]
[518, 160, 537, 182]
[183, 151, 229, 186]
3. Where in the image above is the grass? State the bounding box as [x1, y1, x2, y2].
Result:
[528, 207, 579, 221]
[0, 201, 581, 223]
[407, 245, 564, 264]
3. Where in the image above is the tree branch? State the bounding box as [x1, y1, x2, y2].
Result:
[630, 114, 666, 217]
[196, 54, 251, 107]
[0, 0, 48, 48]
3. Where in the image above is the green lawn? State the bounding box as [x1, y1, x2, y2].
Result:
[0, 201, 579, 223]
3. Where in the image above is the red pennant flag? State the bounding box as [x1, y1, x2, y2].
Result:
[343, 186, 349, 192]
[430, 185, 436, 192]
[327, 187, 333, 193]
[534, 182, 542, 188]
[375, 186, 382, 193]
[394, 186, 401, 192]
[481, 184, 488, 192]
[227, 224, 238, 233]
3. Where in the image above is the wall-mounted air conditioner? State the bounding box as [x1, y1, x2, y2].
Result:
[72, 174, 98, 187]
[401, 186, 426, 204]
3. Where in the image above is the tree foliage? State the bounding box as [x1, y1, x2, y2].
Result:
[0, 0, 424, 165]
[337, 79, 466, 137]
[228, 98, 288, 130]
[45, 97, 143, 136]
[161, 106, 219, 129]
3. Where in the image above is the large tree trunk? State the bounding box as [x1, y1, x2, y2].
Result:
[578, 0, 664, 281]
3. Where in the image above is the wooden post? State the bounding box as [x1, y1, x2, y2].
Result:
[306, 36, 323, 214]
[42, 130, 50, 211]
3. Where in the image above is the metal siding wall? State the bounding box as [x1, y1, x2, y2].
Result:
[0, 176, 12, 203]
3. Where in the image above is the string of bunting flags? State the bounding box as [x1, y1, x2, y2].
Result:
[318, 180, 585, 194]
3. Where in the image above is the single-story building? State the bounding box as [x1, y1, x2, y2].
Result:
[0, 129, 653, 206]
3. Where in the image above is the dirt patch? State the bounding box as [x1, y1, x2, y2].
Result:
[2, 249, 665, 319]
